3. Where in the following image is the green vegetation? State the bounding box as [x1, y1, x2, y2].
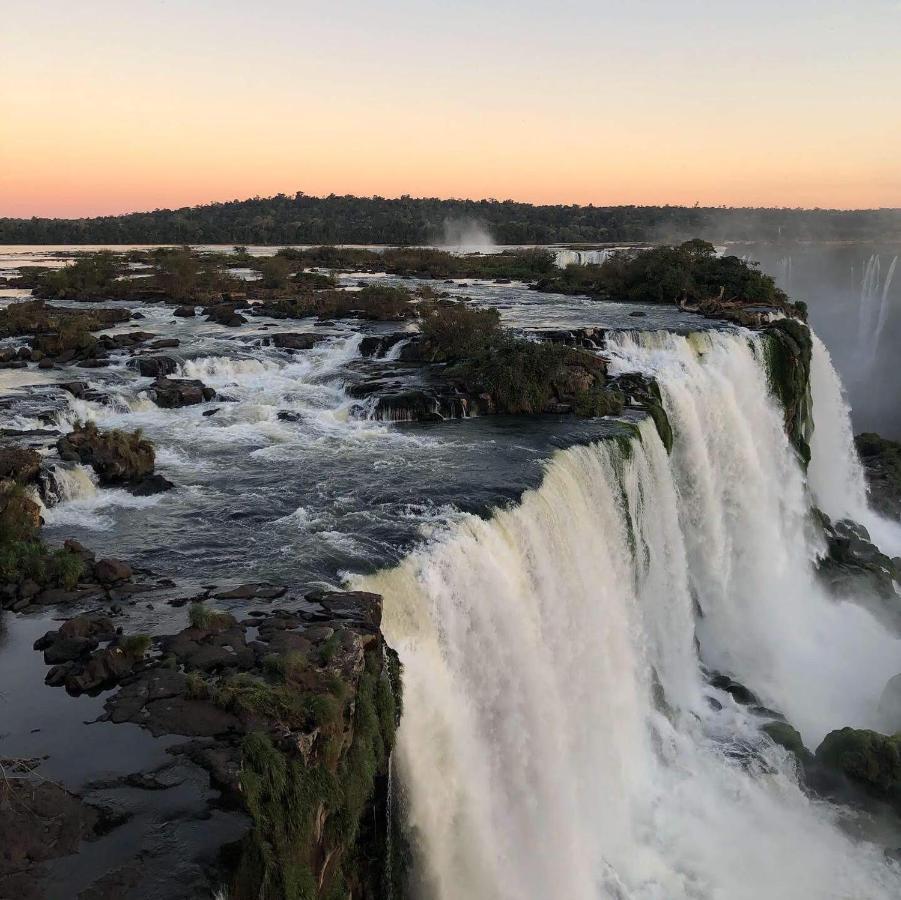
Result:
[762, 721, 811, 762]
[118, 633, 151, 659]
[58, 420, 156, 484]
[262, 284, 417, 322]
[2, 192, 898, 245]
[815, 727, 901, 801]
[762, 319, 813, 466]
[34, 251, 122, 299]
[418, 301, 502, 361]
[538, 240, 801, 315]
[187, 602, 235, 632]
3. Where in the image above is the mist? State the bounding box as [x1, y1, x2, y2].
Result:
[437, 217, 495, 249]
[742, 242, 901, 439]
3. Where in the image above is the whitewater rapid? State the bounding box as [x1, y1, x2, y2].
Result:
[358, 328, 901, 900]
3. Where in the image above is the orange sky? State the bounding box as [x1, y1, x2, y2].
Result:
[2, 0, 899, 217]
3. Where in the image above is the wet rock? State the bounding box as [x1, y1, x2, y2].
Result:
[276, 411, 302, 422]
[815, 727, 901, 805]
[131, 355, 178, 377]
[94, 558, 133, 584]
[148, 376, 216, 408]
[66, 645, 137, 694]
[58, 421, 155, 485]
[130, 473, 175, 495]
[270, 332, 322, 351]
[213, 583, 287, 601]
[173, 305, 196, 317]
[359, 332, 409, 358]
[149, 338, 180, 349]
[205, 305, 246, 327]
[855, 432, 901, 521]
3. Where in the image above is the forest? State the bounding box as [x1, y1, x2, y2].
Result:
[2, 192, 899, 245]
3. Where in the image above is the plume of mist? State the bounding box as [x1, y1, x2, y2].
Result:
[438, 217, 495, 249]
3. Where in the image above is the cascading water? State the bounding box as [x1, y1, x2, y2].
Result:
[359, 328, 901, 899]
[857, 254, 899, 371]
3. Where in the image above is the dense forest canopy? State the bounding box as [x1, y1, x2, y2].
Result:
[2, 193, 900, 246]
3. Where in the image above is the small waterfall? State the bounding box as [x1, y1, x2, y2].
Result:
[39, 464, 98, 507]
[359, 327, 901, 899]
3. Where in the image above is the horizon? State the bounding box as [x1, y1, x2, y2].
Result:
[3, 189, 901, 223]
[3, 0, 900, 217]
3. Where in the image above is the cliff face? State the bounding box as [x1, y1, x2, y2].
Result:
[224, 592, 403, 900]
[762, 318, 813, 466]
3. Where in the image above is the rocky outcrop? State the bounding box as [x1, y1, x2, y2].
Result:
[58, 421, 156, 486]
[131, 354, 179, 377]
[99, 590, 403, 900]
[762, 319, 813, 466]
[855, 432, 901, 520]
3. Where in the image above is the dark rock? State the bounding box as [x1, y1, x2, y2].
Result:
[149, 338, 180, 349]
[94, 558, 133, 584]
[359, 332, 409, 358]
[815, 727, 901, 805]
[205, 305, 246, 327]
[855, 432, 901, 520]
[43, 635, 98, 664]
[149, 376, 215, 408]
[131, 473, 175, 495]
[270, 332, 322, 351]
[173, 305, 196, 318]
[213, 583, 287, 601]
[131, 355, 178, 377]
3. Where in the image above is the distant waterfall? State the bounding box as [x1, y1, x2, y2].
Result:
[856, 254, 899, 370]
[554, 249, 610, 268]
[359, 328, 901, 900]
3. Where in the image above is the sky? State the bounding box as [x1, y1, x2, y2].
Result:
[1, 0, 900, 217]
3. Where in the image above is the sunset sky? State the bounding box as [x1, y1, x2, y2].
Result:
[2, 0, 900, 217]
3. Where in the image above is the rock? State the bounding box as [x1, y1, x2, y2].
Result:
[855, 433, 901, 520]
[709, 673, 759, 706]
[148, 376, 215, 408]
[42, 635, 98, 664]
[762, 721, 811, 761]
[66, 646, 136, 694]
[60, 613, 117, 640]
[271, 332, 322, 351]
[202, 407, 221, 417]
[130, 473, 175, 495]
[37, 358, 55, 369]
[94, 558, 133, 584]
[149, 338, 180, 349]
[276, 411, 302, 422]
[0, 447, 41, 482]
[359, 332, 408, 358]
[815, 727, 901, 804]
[173, 305, 196, 318]
[131, 355, 178, 378]
[878, 674, 901, 733]
[205, 305, 246, 327]
[213, 583, 287, 601]
[57, 422, 155, 485]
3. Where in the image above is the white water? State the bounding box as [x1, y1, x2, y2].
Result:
[359, 328, 901, 899]
[808, 333, 901, 555]
[857, 254, 899, 373]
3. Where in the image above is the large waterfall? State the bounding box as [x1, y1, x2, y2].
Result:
[359, 329, 901, 899]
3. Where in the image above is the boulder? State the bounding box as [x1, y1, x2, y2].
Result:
[131, 355, 178, 378]
[173, 305, 196, 318]
[205, 305, 246, 327]
[149, 338, 180, 349]
[130, 473, 175, 495]
[271, 332, 322, 351]
[148, 376, 215, 408]
[815, 727, 901, 804]
[94, 558, 133, 584]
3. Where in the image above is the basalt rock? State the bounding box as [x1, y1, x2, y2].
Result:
[148, 376, 216, 408]
[762, 319, 813, 467]
[269, 332, 323, 351]
[131, 354, 178, 378]
[815, 728, 901, 807]
[855, 432, 901, 521]
[0, 447, 41, 483]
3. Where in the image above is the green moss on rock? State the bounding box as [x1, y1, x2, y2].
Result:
[762, 319, 812, 467]
[815, 727, 901, 802]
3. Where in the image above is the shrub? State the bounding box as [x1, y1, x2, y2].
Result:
[119, 633, 151, 659]
[188, 602, 235, 632]
[419, 301, 501, 361]
[258, 256, 292, 289]
[49, 549, 84, 590]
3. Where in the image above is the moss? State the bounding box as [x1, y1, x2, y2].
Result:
[643, 400, 674, 454]
[762, 721, 810, 761]
[572, 386, 625, 418]
[319, 632, 341, 665]
[762, 320, 813, 467]
[48, 549, 84, 590]
[815, 728, 901, 800]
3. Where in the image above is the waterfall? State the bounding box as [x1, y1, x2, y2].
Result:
[358, 327, 901, 899]
[856, 254, 899, 371]
[554, 249, 610, 268]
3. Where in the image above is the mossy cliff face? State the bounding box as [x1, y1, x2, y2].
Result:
[762, 319, 813, 467]
[226, 595, 403, 900]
